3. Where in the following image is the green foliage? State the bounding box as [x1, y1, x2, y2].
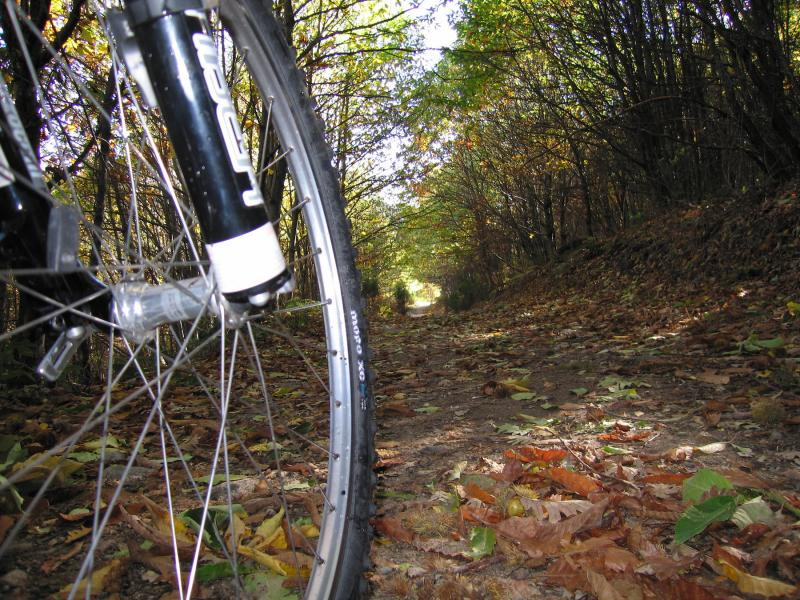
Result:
[674, 495, 737, 545]
[682, 469, 734, 503]
[361, 275, 380, 302]
[674, 469, 741, 544]
[393, 282, 411, 315]
[442, 268, 490, 311]
[466, 526, 496, 559]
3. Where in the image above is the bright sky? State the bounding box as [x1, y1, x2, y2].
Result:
[413, 0, 459, 68]
[375, 0, 458, 204]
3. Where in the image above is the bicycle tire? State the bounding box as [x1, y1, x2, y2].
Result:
[0, 1, 374, 598]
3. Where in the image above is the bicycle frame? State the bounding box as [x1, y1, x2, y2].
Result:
[0, 0, 292, 377]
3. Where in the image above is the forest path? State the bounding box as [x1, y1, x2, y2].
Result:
[366, 284, 800, 599]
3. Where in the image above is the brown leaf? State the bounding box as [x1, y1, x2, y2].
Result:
[117, 505, 195, 557]
[602, 545, 640, 572]
[493, 459, 525, 483]
[712, 543, 748, 571]
[464, 482, 496, 505]
[648, 578, 731, 600]
[495, 498, 609, 558]
[127, 542, 180, 586]
[460, 505, 502, 524]
[598, 431, 651, 443]
[696, 371, 730, 386]
[662, 446, 694, 461]
[375, 457, 405, 469]
[546, 556, 584, 590]
[0, 515, 13, 545]
[586, 569, 627, 600]
[412, 537, 471, 558]
[507, 447, 568, 463]
[41, 541, 85, 575]
[481, 380, 509, 397]
[731, 523, 770, 546]
[380, 400, 415, 417]
[641, 473, 691, 485]
[521, 498, 593, 524]
[373, 516, 415, 544]
[715, 468, 771, 488]
[548, 467, 602, 496]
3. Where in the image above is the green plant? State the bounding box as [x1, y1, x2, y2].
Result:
[393, 282, 411, 315]
[442, 269, 489, 311]
[361, 275, 380, 302]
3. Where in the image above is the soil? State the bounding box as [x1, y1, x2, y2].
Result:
[366, 195, 800, 599]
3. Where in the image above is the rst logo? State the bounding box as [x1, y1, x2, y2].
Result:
[193, 33, 263, 208]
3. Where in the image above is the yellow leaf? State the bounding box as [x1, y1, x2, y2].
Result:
[299, 523, 319, 538]
[236, 544, 287, 576]
[12, 453, 83, 484]
[272, 551, 314, 579]
[499, 378, 530, 392]
[65, 525, 92, 543]
[276, 558, 311, 579]
[719, 560, 798, 597]
[140, 495, 192, 543]
[251, 507, 284, 545]
[252, 527, 287, 551]
[58, 558, 127, 597]
[225, 513, 250, 551]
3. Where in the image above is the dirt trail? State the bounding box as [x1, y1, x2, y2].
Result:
[366, 285, 800, 599]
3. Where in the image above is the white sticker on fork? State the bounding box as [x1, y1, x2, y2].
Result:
[0, 145, 14, 188]
[206, 223, 287, 293]
[193, 32, 264, 208]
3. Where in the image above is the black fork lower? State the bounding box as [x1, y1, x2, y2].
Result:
[122, 0, 292, 304]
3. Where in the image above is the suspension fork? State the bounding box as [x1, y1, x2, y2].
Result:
[119, 0, 292, 305]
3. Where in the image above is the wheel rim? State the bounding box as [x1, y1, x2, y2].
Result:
[0, 1, 357, 597]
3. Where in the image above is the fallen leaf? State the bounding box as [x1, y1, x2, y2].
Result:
[41, 541, 85, 575]
[674, 496, 737, 544]
[466, 526, 496, 559]
[0, 515, 13, 545]
[508, 447, 568, 463]
[641, 473, 691, 485]
[65, 525, 92, 544]
[548, 467, 602, 497]
[682, 469, 733, 503]
[464, 482, 496, 505]
[586, 569, 627, 600]
[59, 507, 92, 522]
[460, 505, 503, 524]
[598, 431, 651, 443]
[236, 544, 288, 576]
[696, 371, 730, 386]
[520, 498, 593, 524]
[373, 516, 415, 543]
[694, 442, 726, 454]
[719, 559, 798, 597]
[58, 558, 128, 597]
[495, 498, 610, 558]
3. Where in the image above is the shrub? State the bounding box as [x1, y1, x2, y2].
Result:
[393, 282, 411, 315]
[361, 275, 380, 303]
[442, 269, 490, 311]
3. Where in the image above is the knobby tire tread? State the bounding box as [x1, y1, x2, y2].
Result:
[226, 2, 376, 597]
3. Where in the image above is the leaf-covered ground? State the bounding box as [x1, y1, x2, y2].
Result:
[368, 198, 800, 599]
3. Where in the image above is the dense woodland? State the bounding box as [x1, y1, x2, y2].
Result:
[2, 0, 800, 318]
[399, 0, 800, 308]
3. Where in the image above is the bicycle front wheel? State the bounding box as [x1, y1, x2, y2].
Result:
[0, 0, 374, 598]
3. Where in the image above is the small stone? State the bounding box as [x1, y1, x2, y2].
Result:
[1, 568, 27, 587]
